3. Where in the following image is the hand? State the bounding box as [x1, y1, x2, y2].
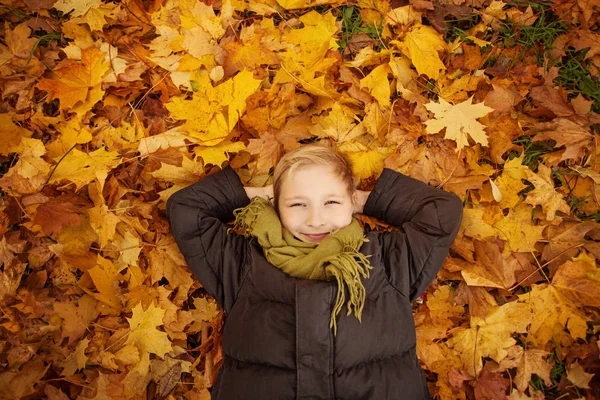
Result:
[244, 185, 274, 203]
[352, 190, 370, 214]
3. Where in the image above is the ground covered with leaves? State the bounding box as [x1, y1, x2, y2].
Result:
[1, 0, 600, 398]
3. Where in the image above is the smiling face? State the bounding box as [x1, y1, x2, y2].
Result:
[277, 164, 355, 243]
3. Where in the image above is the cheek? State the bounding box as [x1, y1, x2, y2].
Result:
[333, 207, 354, 227]
[278, 209, 297, 230]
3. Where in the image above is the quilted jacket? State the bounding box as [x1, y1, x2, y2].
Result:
[167, 166, 463, 399]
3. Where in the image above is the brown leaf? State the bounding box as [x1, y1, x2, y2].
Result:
[533, 118, 593, 162]
[552, 259, 600, 308]
[471, 365, 509, 400]
[455, 282, 498, 318]
[0, 358, 49, 399]
[542, 221, 600, 270]
[529, 85, 575, 118]
[156, 363, 182, 397]
[0, 260, 26, 303]
[484, 84, 524, 114]
[32, 197, 85, 236]
[246, 132, 284, 174]
[45, 384, 71, 400]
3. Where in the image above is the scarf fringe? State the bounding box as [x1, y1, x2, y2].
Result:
[326, 251, 373, 336]
[230, 197, 271, 236]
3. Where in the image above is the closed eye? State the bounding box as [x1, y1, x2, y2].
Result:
[325, 200, 340, 205]
[289, 203, 305, 207]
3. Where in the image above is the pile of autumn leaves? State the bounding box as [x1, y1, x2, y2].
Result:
[0, 0, 599, 398]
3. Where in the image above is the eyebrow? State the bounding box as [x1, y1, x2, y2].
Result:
[284, 194, 346, 200]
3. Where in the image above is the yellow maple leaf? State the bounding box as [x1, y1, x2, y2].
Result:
[309, 102, 365, 143]
[182, 26, 220, 59]
[166, 71, 261, 146]
[83, 5, 117, 31]
[385, 5, 422, 26]
[460, 208, 497, 240]
[229, 69, 263, 129]
[152, 156, 205, 185]
[83, 256, 122, 311]
[275, 0, 342, 10]
[524, 163, 571, 221]
[0, 114, 32, 155]
[276, 11, 339, 97]
[50, 147, 121, 190]
[0, 138, 51, 195]
[519, 284, 589, 348]
[46, 119, 93, 159]
[498, 347, 553, 392]
[493, 203, 545, 254]
[37, 46, 109, 109]
[495, 173, 527, 209]
[126, 303, 172, 359]
[88, 204, 120, 249]
[424, 96, 494, 151]
[188, 297, 221, 332]
[147, 239, 194, 304]
[363, 102, 390, 140]
[392, 23, 446, 80]
[552, 259, 600, 308]
[338, 142, 392, 180]
[5, 22, 37, 59]
[426, 285, 465, 332]
[117, 231, 142, 267]
[360, 64, 391, 107]
[53, 0, 103, 17]
[388, 54, 418, 93]
[448, 300, 531, 376]
[222, 32, 279, 75]
[178, 0, 227, 38]
[495, 154, 528, 208]
[61, 337, 90, 377]
[194, 140, 246, 167]
[137, 128, 189, 155]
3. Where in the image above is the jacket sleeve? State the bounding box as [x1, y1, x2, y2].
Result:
[363, 168, 463, 301]
[166, 166, 251, 312]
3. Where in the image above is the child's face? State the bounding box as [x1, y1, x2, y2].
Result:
[278, 164, 354, 243]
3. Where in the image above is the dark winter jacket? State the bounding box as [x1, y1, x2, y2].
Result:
[166, 166, 463, 400]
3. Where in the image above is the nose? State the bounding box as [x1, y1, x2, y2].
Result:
[306, 207, 325, 228]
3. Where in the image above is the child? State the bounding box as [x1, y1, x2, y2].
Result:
[167, 144, 463, 399]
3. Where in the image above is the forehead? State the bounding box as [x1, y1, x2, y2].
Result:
[281, 164, 348, 195]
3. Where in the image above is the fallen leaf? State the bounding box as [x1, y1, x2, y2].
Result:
[37, 46, 109, 109]
[567, 362, 594, 389]
[524, 163, 570, 221]
[359, 64, 391, 107]
[392, 24, 446, 80]
[533, 118, 593, 162]
[471, 364, 510, 400]
[126, 303, 172, 360]
[424, 97, 494, 151]
[519, 284, 589, 348]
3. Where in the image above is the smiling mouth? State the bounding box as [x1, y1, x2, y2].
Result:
[302, 233, 330, 240]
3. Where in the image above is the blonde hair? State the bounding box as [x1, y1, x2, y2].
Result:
[273, 144, 356, 210]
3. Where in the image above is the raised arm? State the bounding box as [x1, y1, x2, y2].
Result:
[166, 166, 251, 312]
[362, 168, 463, 301]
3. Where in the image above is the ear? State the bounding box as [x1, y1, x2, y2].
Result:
[351, 190, 360, 214]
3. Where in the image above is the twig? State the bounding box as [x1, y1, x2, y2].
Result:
[437, 148, 462, 188]
[41, 143, 77, 190]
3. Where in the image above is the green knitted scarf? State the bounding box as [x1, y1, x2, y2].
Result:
[232, 197, 372, 335]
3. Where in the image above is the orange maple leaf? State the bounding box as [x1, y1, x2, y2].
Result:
[37, 46, 109, 109]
